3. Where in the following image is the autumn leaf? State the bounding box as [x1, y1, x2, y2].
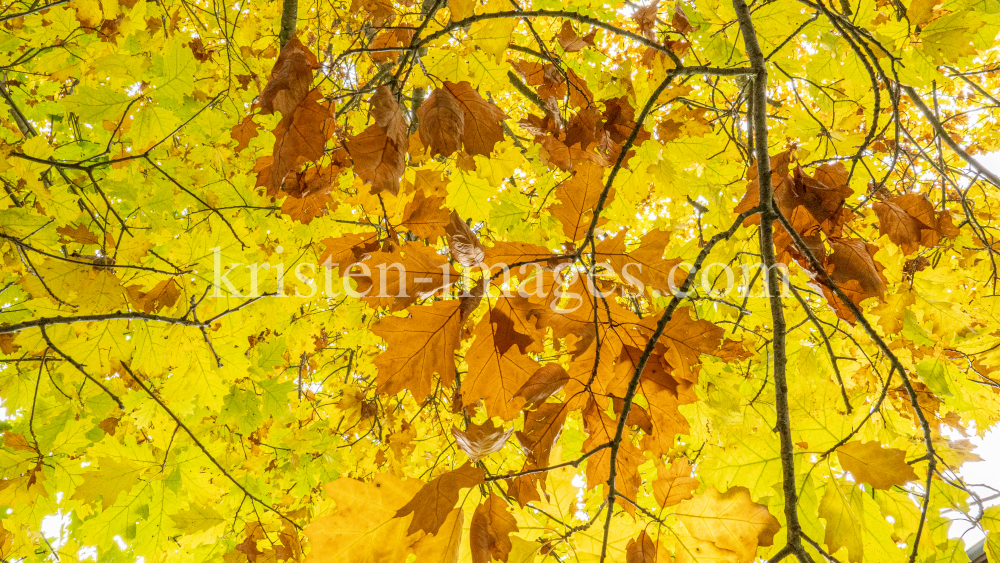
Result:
[373, 300, 463, 402]
[470, 493, 519, 563]
[653, 457, 699, 508]
[836, 441, 919, 490]
[417, 87, 465, 157]
[514, 363, 569, 409]
[395, 463, 485, 535]
[451, 419, 514, 463]
[675, 486, 780, 563]
[626, 530, 664, 563]
[442, 81, 509, 156]
[557, 22, 596, 52]
[446, 210, 486, 267]
[346, 86, 408, 195]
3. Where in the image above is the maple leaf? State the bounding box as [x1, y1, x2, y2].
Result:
[836, 441, 919, 490]
[373, 300, 463, 401]
[632, 1, 660, 40]
[582, 399, 644, 514]
[395, 463, 485, 535]
[305, 474, 422, 563]
[451, 419, 514, 463]
[674, 486, 781, 563]
[470, 493, 519, 563]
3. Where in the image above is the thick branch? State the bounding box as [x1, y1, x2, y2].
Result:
[731, 0, 809, 560]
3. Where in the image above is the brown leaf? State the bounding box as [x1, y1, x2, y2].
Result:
[442, 81, 509, 156]
[260, 35, 318, 116]
[259, 89, 333, 192]
[825, 237, 887, 307]
[626, 530, 664, 563]
[57, 223, 100, 245]
[675, 486, 781, 563]
[836, 441, 918, 490]
[557, 21, 595, 52]
[514, 363, 569, 409]
[653, 457, 699, 508]
[551, 161, 608, 242]
[231, 114, 259, 152]
[346, 86, 408, 195]
[633, 1, 659, 40]
[515, 402, 569, 468]
[451, 419, 514, 463]
[446, 211, 486, 267]
[873, 193, 958, 253]
[373, 300, 463, 402]
[417, 87, 465, 157]
[400, 192, 450, 239]
[280, 190, 334, 224]
[125, 279, 181, 313]
[463, 310, 538, 420]
[671, 3, 696, 34]
[470, 493, 519, 563]
[395, 463, 485, 536]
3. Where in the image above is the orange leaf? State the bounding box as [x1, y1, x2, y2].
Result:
[372, 300, 463, 402]
[442, 81, 509, 156]
[514, 363, 569, 409]
[470, 493, 519, 563]
[551, 161, 608, 242]
[653, 457, 699, 508]
[399, 192, 450, 239]
[395, 462, 484, 536]
[417, 87, 465, 157]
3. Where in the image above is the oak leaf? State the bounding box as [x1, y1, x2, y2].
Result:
[653, 457, 699, 508]
[446, 211, 486, 267]
[417, 87, 465, 157]
[260, 35, 318, 116]
[395, 463, 485, 535]
[674, 486, 780, 563]
[442, 81, 509, 156]
[557, 22, 596, 52]
[400, 192, 450, 239]
[346, 86, 408, 195]
[836, 441, 918, 490]
[626, 530, 664, 563]
[372, 300, 463, 402]
[470, 493, 519, 563]
[451, 419, 514, 463]
[551, 161, 608, 242]
[872, 193, 959, 254]
[514, 363, 569, 409]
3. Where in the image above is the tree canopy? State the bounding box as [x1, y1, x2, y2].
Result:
[1, 0, 1000, 561]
